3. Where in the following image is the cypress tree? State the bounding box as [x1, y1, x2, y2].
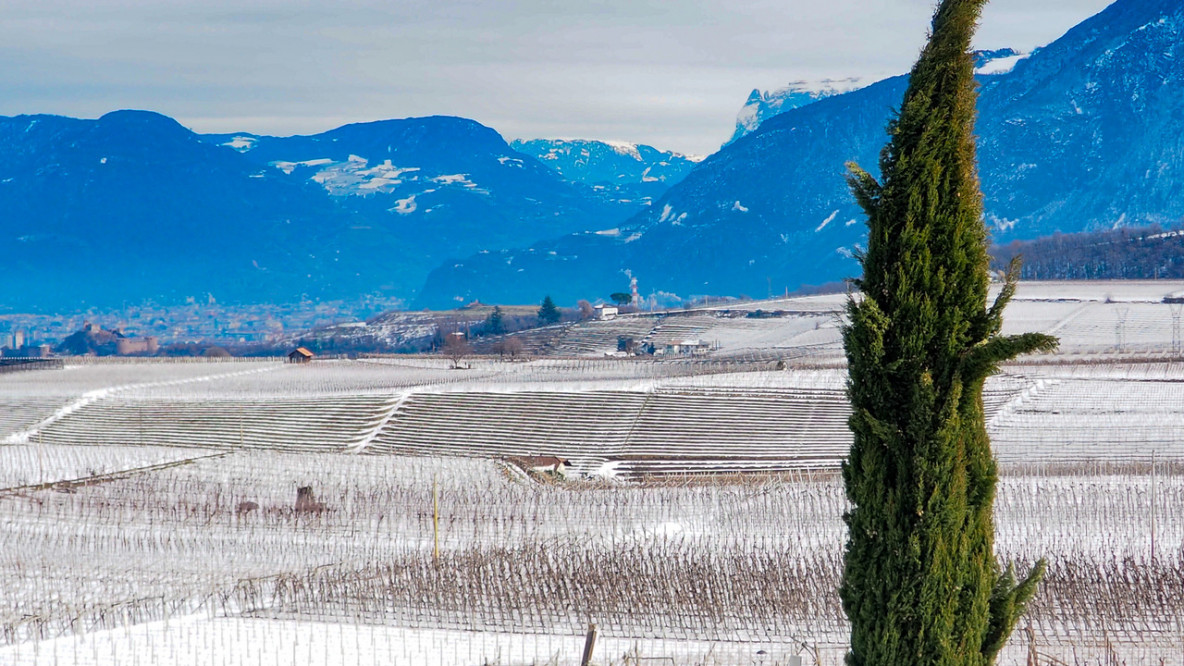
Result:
[840, 1, 1057, 664]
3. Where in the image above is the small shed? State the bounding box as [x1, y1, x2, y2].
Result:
[288, 347, 314, 364]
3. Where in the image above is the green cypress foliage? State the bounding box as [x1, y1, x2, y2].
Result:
[840, 1, 1057, 664]
[537, 295, 561, 325]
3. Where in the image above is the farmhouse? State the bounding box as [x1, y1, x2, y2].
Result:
[287, 347, 314, 363]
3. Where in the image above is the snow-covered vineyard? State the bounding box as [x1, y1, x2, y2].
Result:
[373, 279, 1184, 362]
[3, 281, 1184, 664]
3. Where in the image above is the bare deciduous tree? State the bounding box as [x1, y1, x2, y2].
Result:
[502, 336, 525, 358]
[442, 333, 471, 369]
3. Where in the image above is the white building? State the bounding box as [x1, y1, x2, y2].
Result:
[594, 305, 618, 321]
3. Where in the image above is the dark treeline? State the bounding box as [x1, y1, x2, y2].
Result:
[992, 224, 1184, 280]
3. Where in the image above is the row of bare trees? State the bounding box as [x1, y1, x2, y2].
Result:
[991, 223, 1184, 281]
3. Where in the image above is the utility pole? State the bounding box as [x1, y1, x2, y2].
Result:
[1115, 307, 1129, 352]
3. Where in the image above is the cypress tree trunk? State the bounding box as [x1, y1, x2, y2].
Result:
[840, 1, 1057, 664]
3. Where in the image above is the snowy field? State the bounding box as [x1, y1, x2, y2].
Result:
[6, 358, 1183, 475]
[1, 618, 813, 666]
[4, 281, 1184, 664]
[1, 450, 1181, 664]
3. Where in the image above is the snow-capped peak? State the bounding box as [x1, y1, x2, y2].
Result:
[728, 77, 872, 145]
[604, 140, 642, 160]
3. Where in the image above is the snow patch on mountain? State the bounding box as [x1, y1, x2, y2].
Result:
[988, 214, 1019, 233]
[976, 52, 1029, 75]
[432, 174, 477, 188]
[390, 195, 417, 215]
[271, 154, 487, 197]
[271, 158, 333, 175]
[221, 136, 256, 152]
[313, 160, 422, 195]
[1136, 16, 1168, 32]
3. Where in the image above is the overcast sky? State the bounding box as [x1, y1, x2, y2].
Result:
[1, 0, 1115, 156]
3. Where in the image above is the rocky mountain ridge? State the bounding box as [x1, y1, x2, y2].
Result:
[510, 138, 701, 207]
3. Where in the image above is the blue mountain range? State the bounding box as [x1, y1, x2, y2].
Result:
[417, 0, 1184, 307]
[1, 0, 1180, 312]
[0, 114, 645, 310]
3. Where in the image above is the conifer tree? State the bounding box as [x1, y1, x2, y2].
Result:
[840, 1, 1057, 663]
[485, 305, 505, 335]
[537, 295, 561, 325]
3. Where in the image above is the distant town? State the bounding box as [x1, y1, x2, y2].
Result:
[0, 297, 402, 358]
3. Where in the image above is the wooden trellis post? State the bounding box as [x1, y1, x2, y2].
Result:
[581, 623, 598, 666]
[432, 477, 440, 563]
